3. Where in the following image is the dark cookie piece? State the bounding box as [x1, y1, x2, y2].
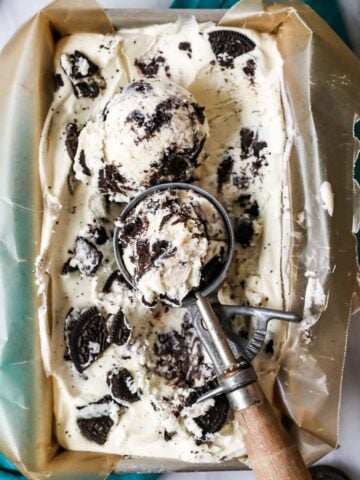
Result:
[60, 50, 106, 99]
[217, 155, 234, 192]
[62, 258, 78, 275]
[240, 127, 267, 161]
[264, 339, 274, 355]
[74, 236, 103, 275]
[191, 103, 206, 125]
[133, 238, 176, 280]
[141, 296, 157, 308]
[154, 320, 212, 388]
[67, 168, 79, 195]
[243, 58, 256, 84]
[127, 80, 153, 93]
[232, 173, 250, 190]
[65, 123, 80, 161]
[178, 41, 192, 58]
[102, 270, 126, 293]
[164, 430, 176, 441]
[236, 194, 259, 219]
[119, 216, 149, 244]
[187, 385, 229, 437]
[309, 466, 350, 480]
[234, 218, 254, 248]
[64, 308, 81, 360]
[208, 30, 255, 68]
[78, 150, 91, 176]
[66, 50, 99, 79]
[126, 109, 145, 128]
[130, 96, 187, 143]
[89, 225, 108, 245]
[54, 73, 64, 91]
[108, 310, 131, 346]
[77, 415, 113, 445]
[149, 136, 206, 186]
[159, 293, 181, 307]
[67, 306, 109, 372]
[194, 398, 229, 436]
[134, 56, 165, 77]
[98, 165, 132, 197]
[107, 368, 140, 403]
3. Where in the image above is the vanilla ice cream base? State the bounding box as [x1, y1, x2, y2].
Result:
[37, 17, 289, 463]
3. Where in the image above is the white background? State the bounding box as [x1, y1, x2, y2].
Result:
[1, 1, 359, 479]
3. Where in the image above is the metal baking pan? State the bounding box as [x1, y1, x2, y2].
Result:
[107, 9, 247, 473]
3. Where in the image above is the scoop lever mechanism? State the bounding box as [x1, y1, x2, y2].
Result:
[191, 293, 301, 405]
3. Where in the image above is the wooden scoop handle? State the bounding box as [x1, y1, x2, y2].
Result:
[234, 386, 311, 480]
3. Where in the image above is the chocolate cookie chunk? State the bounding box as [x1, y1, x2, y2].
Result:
[154, 319, 213, 388]
[54, 73, 64, 91]
[150, 137, 205, 186]
[164, 430, 176, 441]
[194, 395, 229, 436]
[234, 218, 254, 248]
[67, 307, 109, 372]
[191, 103, 206, 125]
[243, 58, 256, 84]
[77, 415, 113, 445]
[237, 194, 259, 219]
[108, 310, 131, 346]
[178, 41, 192, 58]
[60, 50, 106, 99]
[107, 368, 140, 403]
[78, 150, 90, 176]
[65, 123, 80, 161]
[88, 225, 108, 245]
[127, 80, 153, 93]
[65, 122, 81, 194]
[76, 395, 125, 445]
[217, 155, 234, 192]
[102, 270, 126, 293]
[134, 56, 165, 77]
[184, 382, 230, 437]
[98, 165, 132, 197]
[208, 30, 255, 68]
[240, 128, 267, 162]
[62, 236, 103, 276]
[75, 236, 103, 275]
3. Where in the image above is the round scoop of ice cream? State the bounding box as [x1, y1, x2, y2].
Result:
[116, 189, 227, 306]
[74, 79, 208, 201]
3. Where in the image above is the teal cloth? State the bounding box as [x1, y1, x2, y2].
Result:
[0, 453, 159, 480]
[0, 1, 357, 480]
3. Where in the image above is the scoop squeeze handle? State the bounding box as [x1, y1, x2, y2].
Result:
[235, 392, 311, 480]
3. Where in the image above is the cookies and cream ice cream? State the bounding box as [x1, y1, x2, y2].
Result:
[73, 78, 208, 201]
[117, 188, 227, 305]
[37, 17, 288, 463]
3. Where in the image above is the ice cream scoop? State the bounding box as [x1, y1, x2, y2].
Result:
[114, 182, 310, 480]
[74, 79, 208, 201]
[116, 187, 228, 306]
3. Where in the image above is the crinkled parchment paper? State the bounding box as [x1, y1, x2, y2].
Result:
[0, 0, 359, 477]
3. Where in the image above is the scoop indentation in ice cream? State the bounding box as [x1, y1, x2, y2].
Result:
[117, 189, 227, 305]
[73, 79, 208, 201]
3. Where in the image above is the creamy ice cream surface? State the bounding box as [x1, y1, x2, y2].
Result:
[117, 188, 227, 305]
[74, 78, 208, 201]
[37, 17, 288, 463]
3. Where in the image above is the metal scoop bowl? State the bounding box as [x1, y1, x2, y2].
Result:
[113, 182, 310, 480]
[113, 182, 234, 306]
